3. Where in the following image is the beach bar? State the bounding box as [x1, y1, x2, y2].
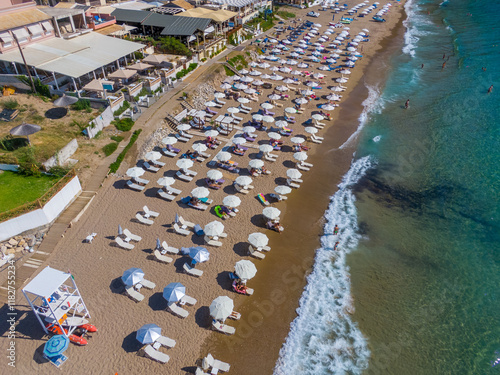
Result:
[22, 266, 91, 338]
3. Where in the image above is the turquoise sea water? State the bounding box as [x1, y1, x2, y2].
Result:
[276, 0, 499, 373]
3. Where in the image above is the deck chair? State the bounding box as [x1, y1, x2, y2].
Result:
[123, 229, 141, 242]
[179, 216, 195, 228]
[204, 235, 223, 247]
[126, 180, 145, 191]
[161, 241, 179, 254]
[133, 176, 150, 185]
[143, 345, 169, 364]
[173, 223, 191, 236]
[180, 294, 197, 306]
[136, 213, 154, 225]
[143, 162, 159, 173]
[234, 184, 249, 195]
[161, 148, 177, 157]
[176, 170, 193, 182]
[211, 321, 236, 335]
[180, 131, 193, 139]
[183, 169, 197, 177]
[140, 278, 156, 289]
[202, 353, 231, 373]
[296, 163, 310, 172]
[287, 179, 301, 189]
[151, 160, 166, 168]
[183, 262, 203, 277]
[196, 368, 209, 375]
[249, 245, 265, 259]
[238, 106, 250, 114]
[312, 134, 324, 141]
[250, 244, 271, 252]
[311, 137, 323, 144]
[157, 189, 175, 201]
[143, 206, 159, 218]
[125, 286, 144, 302]
[115, 237, 134, 250]
[168, 302, 189, 318]
[264, 154, 277, 162]
[154, 250, 173, 264]
[228, 311, 241, 320]
[175, 133, 189, 142]
[156, 336, 176, 348]
[188, 202, 208, 211]
[166, 186, 182, 195]
[300, 161, 313, 168]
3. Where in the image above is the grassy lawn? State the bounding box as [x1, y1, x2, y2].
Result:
[0, 171, 60, 212]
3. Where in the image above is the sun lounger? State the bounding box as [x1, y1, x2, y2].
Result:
[125, 286, 143, 302]
[249, 245, 265, 259]
[166, 186, 182, 195]
[238, 106, 250, 114]
[203, 353, 231, 373]
[312, 134, 324, 141]
[151, 160, 166, 168]
[157, 189, 175, 201]
[232, 114, 243, 122]
[179, 216, 195, 228]
[183, 169, 198, 177]
[234, 184, 249, 194]
[133, 176, 150, 185]
[142, 206, 159, 218]
[300, 161, 313, 168]
[188, 201, 208, 211]
[264, 154, 277, 162]
[215, 98, 226, 105]
[174, 223, 191, 236]
[204, 235, 223, 247]
[161, 241, 179, 254]
[228, 311, 241, 320]
[297, 163, 310, 172]
[136, 213, 154, 225]
[126, 180, 145, 191]
[140, 278, 156, 289]
[123, 229, 141, 242]
[143, 345, 169, 364]
[183, 262, 203, 277]
[176, 170, 193, 182]
[287, 179, 301, 189]
[156, 335, 176, 348]
[168, 302, 189, 318]
[196, 368, 209, 375]
[143, 162, 160, 173]
[180, 131, 193, 139]
[180, 294, 197, 306]
[154, 250, 173, 263]
[115, 237, 134, 250]
[161, 148, 177, 157]
[211, 321, 235, 335]
[175, 134, 190, 142]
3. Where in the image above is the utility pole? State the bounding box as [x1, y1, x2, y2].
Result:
[13, 33, 36, 93]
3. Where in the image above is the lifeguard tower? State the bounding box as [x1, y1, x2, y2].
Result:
[22, 266, 91, 337]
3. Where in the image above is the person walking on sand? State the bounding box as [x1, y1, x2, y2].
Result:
[405, 99, 410, 109]
[488, 85, 493, 93]
[333, 225, 339, 235]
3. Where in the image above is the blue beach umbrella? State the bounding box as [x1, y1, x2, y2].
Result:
[189, 246, 210, 263]
[163, 282, 186, 303]
[156, 238, 161, 250]
[118, 225, 123, 236]
[136, 324, 161, 345]
[121, 267, 144, 287]
[43, 335, 69, 358]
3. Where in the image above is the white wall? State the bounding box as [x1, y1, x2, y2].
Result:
[0, 176, 82, 242]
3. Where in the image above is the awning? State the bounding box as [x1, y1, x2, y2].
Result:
[41, 21, 54, 31]
[0, 32, 13, 43]
[28, 24, 44, 36]
[12, 28, 29, 39]
[188, 35, 196, 42]
[22, 266, 71, 298]
[204, 25, 215, 35]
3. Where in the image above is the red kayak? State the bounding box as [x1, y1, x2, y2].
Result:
[45, 323, 88, 346]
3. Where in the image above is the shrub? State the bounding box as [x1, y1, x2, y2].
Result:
[47, 166, 71, 177]
[71, 99, 91, 111]
[113, 100, 131, 117]
[109, 129, 142, 173]
[113, 118, 134, 132]
[102, 142, 118, 156]
[134, 51, 144, 59]
[110, 135, 124, 142]
[158, 36, 192, 57]
[16, 147, 41, 177]
[2, 99, 18, 110]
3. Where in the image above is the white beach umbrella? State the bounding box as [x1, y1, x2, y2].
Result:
[313, 73, 325, 79]
[204, 221, 224, 237]
[145, 151, 161, 161]
[297, 63, 309, 68]
[191, 187, 210, 199]
[291, 136, 306, 144]
[312, 114, 324, 120]
[176, 159, 193, 170]
[252, 114, 263, 121]
[234, 83, 248, 90]
[283, 78, 295, 84]
[249, 159, 264, 169]
[275, 185, 292, 195]
[157, 176, 175, 186]
[195, 110, 207, 118]
[362, 28, 370, 32]
[220, 83, 232, 89]
[280, 67, 292, 73]
[245, 88, 257, 94]
[262, 116, 274, 123]
[307, 81, 319, 87]
[261, 103, 274, 109]
[295, 98, 308, 105]
[276, 85, 289, 92]
[287, 60, 298, 65]
[270, 74, 284, 81]
[285, 107, 298, 114]
[305, 126, 319, 134]
[126, 167, 145, 178]
[347, 47, 357, 52]
[336, 78, 348, 83]
[275, 120, 288, 128]
[232, 137, 246, 145]
[238, 97, 250, 104]
[214, 92, 225, 98]
[207, 170, 223, 180]
[234, 260, 257, 281]
[192, 143, 208, 153]
[216, 152, 232, 162]
[268, 132, 281, 140]
[339, 69, 352, 75]
[240, 76, 254, 83]
[239, 68, 249, 75]
[293, 152, 308, 162]
[270, 66, 280, 71]
[227, 107, 240, 114]
[162, 283, 185, 303]
[249, 70, 262, 76]
[223, 195, 241, 208]
[331, 86, 344, 92]
[253, 80, 264, 86]
[136, 323, 161, 345]
[189, 246, 210, 263]
[268, 94, 281, 100]
[322, 104, 336, 111]
[263, 207, 281, 220]
[177, 124, 191, 131]
[248, 232, 269, 248]
[319, 66, 331, 71]
[250, 61, 259, 67]
[259, 62, 270, 68]
[235, 176, 253, 187]
[301, 89, 315, 96]
[205, 130, 219, 137]
[242, 126, 256, 134]
[286, 169, 302, 179]
[326, 94, 341, 101]
[259, 144, 274, 153]
[210, 296, 234, 321]
[345, 61, 355, 67]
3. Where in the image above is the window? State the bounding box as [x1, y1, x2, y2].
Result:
[28, 24, 44, 39]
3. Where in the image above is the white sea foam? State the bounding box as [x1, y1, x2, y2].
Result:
[372, 135, 382, 142]
[274, 156, 376, 375]
[339, 84, 383, 150]
[402, 0, 433, 57]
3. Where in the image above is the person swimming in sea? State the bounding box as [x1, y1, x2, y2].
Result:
[405, 99, 410, 109]
[488, 85, 493, 93]
[334, 242, 339, 251]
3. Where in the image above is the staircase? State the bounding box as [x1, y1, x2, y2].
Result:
[223, 63, 241, 76]
[165, 113, 181, 131]
[181, 99, 195, 111]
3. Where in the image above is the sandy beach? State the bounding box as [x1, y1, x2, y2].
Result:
[3, 2, 407, 374]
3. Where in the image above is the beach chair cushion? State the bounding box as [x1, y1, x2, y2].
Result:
[183, 262, 203, 277]
[143, 345, 169, 364]
[156, 335, 176, 348]
[174, 223, 191, 236]
[115, 237, 134, 250]
[136, 213, 154, 225]
[125, 286, 144, 302]
[127, 180, 145, 191]
[157, 189, 175, 201]
[168, 302, 189, 318]
[154, 250, 173, 263]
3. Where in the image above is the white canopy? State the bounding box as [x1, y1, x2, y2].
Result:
[23, 266, 71, 298]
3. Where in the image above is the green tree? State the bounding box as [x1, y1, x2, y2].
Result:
[157, 36, 192, 58]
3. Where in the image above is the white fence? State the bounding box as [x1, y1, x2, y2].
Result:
[86, 106, 114, 139]
[0, 176, 82, 242]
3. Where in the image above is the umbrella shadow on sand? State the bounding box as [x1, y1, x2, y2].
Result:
[194, 306, 211, 329]
[112, 180, 128, 190]
[122, 331, 143, 353]
[109, 277, 125, 295]
[33, 343, 50, 364]
[232, 241, 249, 257]
[216, 271, 233, 292]
[282, 160, 296, 168]
[250, 214, 266, 229]
[148, 292, 168, 311]
[44, 107, 67, 119]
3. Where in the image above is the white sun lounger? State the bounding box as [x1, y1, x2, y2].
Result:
[151, 160, 166, 168]
[228, 311, 241, 320]
[140, 278, 156, 289]
[264, 154, 277, 162]
[238, 106, 250, 114]
[234, 184, 249, 194]
[173, 223, 191, 236]
[296, 163, 310, 172]
[183, 262, 203, 277]
[168, 302, 189, 318]
[126, 180, 145, 191]
[180, 294, 197, 306]
[203, 353, 231, 373]
[176, 170, 193, 182]
[161, 148, 177, 157]
[133, 176, 150, 185]
[115, 237, 134, 250]
[143, 162, 160, 173]
[123, 229, 141, 242]
[143, 345, 169, 364]
[143, 206, 159, 218]
[154, 250, 173, 263]
[211, 321, 235, 335]
[180, 131, 193, 139]
[183, 168, 197, 177]
[196, 368, 209, 375]
[178, 216, 195, 228]
[175, 134, 190, 142]
[125, 286, 143, 302]
[157, 189, 175, 201]
[166, 186, 182, 195]
[250, 244, 271, 252]
[156, 335, 176, 348]
[161, 241, 179, 254]
[300, 161, 313, 168]
[312, 134, 324, 141]
[249, 245, 265, 259]
[204, 235, 223, 247]
[136, 213, 154, 225]
[287, 179, 301, 189]
[215, 98, 226, 105]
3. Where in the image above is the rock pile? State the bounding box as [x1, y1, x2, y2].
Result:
[192, 82, 217, 110]
[137, 126, 171, 161]
[1, 231, 45, 256]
